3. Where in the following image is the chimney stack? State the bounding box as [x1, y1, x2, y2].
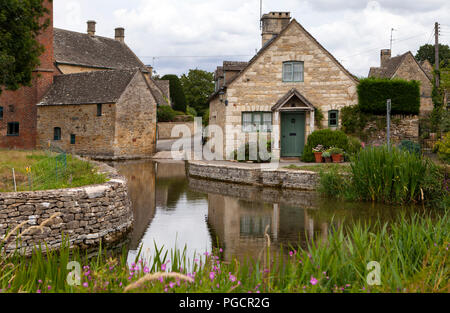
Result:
[261, 12, 291, 47]
[115, 28, 125, 43]
[380, 49, 391, 67]
[87, 20, 96, 36]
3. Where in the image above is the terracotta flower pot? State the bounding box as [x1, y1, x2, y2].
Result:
[332, 154, 343, 163]
[324, 157, 332, 163]
[314, 152, 323, 163]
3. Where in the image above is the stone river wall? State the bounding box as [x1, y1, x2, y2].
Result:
[0, 160, 133, 255]
[187, 161, 319, 191]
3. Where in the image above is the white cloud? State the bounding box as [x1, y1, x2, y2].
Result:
[53, 0, 450, 77]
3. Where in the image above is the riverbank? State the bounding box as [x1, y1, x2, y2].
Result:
[0, 158, 134, 255]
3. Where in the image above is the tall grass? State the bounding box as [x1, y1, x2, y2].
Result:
[1, 212, 448, 293]
[319, 146, 448, 207]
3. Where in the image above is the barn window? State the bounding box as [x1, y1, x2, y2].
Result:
[242, 112, 272, 132]
[7, 122, 19, 136]
[70, 134, 76, 145]
[54, 127, 61, 141]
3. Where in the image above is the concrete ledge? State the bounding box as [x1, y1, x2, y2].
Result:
[0, 158, 134, 255]
[187, 161, 319, 191]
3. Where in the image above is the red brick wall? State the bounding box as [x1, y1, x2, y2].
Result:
[0, 0, 55, 150]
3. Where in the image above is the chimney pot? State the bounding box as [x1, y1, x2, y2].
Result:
[115, 27, 125, 43]
[87, 20, 96, 36]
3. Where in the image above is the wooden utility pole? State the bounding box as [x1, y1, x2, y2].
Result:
[435, 22, 440, 88]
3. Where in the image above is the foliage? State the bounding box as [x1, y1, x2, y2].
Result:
[346, 136, 362, 156]
[415, 44, 450, 67]
[357, 78, 421, 115]
[231, 140, 272, 163]
[328, 147, 344, 155]
[341, 105, 369, 136]
[398, 140, 421, 155]
[1, 212, 448, 293]
[434, 133, 450, 164]
[161, 75, 187, 113]
[157, 105, 177, 122]
[302, 129, 349, 162]
[0, 0, 51, 93]
[314, 107, 324, 129]
[180, 69, 215, 117]
[186, 106, 197, 118]
[203, 108, 210, 126]
[351, 146, 444, 205]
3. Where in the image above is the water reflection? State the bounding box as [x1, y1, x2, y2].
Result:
[113, 160, 428, 264]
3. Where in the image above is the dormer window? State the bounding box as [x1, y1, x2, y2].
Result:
[283, 61, 304, 82]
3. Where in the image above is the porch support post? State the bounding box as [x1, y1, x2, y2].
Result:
[272, 111, 281, 160]
[310, 109, 315, 135]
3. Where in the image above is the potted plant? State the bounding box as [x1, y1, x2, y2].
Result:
[322, 151, 332, 163]
[329, 147, 344, 163]
[312, 145, 324, 163]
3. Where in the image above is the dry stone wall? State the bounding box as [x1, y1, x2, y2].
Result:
[363, 115, 419, 146]
[0, 161, 133, 255]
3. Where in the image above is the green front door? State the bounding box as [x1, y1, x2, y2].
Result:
[281, 112, 305, 157]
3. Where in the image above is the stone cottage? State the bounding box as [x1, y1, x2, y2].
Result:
[369, 50, 434, 114]
[209, 12, 358, 159]
[1, 1, 169, 158]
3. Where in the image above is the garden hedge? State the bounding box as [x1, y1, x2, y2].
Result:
[302, 129, 349, 162]
[357, 78, 420, 115]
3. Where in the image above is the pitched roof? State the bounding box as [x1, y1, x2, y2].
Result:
[368, 53, 408, 78]
[272, 88, 315, 111]
[369, 51, 433, 83]
[209, 19, 358, 101]
[223, 61, 248, 71]
[54, 28, 146, 71]
[38, 69, 138, 106]
[155, 80, 170, 100]
[147, 78, 169, 106]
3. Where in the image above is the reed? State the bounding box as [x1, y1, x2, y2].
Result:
[0, 211, 447, 293]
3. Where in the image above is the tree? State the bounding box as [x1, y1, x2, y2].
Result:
[180, 69, 214, 117]
[161, 74, 186, 113]
[0, 0, 51, 94]
[415, 44, 450, 66]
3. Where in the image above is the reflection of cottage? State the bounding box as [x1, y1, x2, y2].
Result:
[369, 50, 434, 114]
[209, 12, 358, 159]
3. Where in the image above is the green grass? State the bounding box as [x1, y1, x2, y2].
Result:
[285, 163, 351, 174]
[0, 150, 107, 192]
[0, 212, 448, 293]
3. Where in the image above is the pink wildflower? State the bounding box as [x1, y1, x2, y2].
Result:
[310, 277, 318, 286]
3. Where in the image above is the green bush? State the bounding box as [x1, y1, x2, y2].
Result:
[315, 107, 324, 129]
[341, 105, 369, 135]
[157, 105, 177, 122]
[186, 106, 197, 117]
[357, 78, 421, 115]
[302, 129, 349, 162]
[398, 140, 421, 155]
[435, 133, 450, 164]
[347, 136, 362, 156]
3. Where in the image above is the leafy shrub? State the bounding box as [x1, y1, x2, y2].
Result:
[302, 129, 349, 162]
[347, 136, 362, 156]
[435, 133, 450, 164]
[398, 140, 421, 155]
[186, 106, 197, 117]
[315, 107, 324, 129]
[341, 105, 369, 135]
[157, 105, 177, 122]
[318, 168, 356, 201]
[357, 78, 420, 115]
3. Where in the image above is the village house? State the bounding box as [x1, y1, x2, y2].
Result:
[369, 50, 434, 114]
[209, 12, 359, 159]
[0, 0, 169, 159]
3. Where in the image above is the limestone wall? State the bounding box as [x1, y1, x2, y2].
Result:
[363, 115, 419, 146]
[157, 122, 196, 140]
[0, 161, 133, 255]
[187, 161, 319, 191]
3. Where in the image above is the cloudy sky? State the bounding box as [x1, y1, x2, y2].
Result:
[54, 0, 450, 77]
